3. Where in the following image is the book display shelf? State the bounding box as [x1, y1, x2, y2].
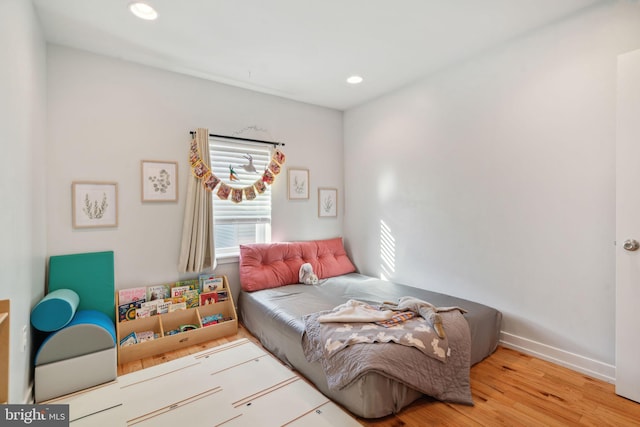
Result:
[115, 276, 237, 364]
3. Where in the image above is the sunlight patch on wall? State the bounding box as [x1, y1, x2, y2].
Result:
[380, 219, 396, 280]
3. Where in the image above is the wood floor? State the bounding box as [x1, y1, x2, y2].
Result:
[119, 324, 640, 426]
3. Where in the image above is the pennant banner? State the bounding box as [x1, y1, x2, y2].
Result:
[189, 138, 286, 203]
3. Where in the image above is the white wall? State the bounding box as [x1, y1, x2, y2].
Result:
[0, 0, 47, 403]
[344, 1, 640, 380]
[46, 46, 343, 299]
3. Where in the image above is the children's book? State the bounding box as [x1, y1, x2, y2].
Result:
[171, 285, 190, 298]
[156, 301, 171, 314]
[201, 313, 223, 327]
[185, 289, 199, 309]
[174, 279, 199, 290]
[199, 291, 218, 306]
[136, 330, 155, 343]
[169, 295, 186, 304]
[136, 306, 153, 319]
[118, 300, 144, 322]
[140, 300, 161, 313]
[120, 332, 138, 347]
[168, 302, 187, 312]
[198, 273, 214, 286]
[147, 284, 170, 301]
[118, 287, 147, 304]
[216, 290, 229, 302]
[199, 274, 224, 292]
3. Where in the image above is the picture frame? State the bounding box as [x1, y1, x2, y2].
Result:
[141, 160, 178, 202]
[288, 168, 310, 200]
[318, 187, 338, 217]
[72, 181, 118, 228]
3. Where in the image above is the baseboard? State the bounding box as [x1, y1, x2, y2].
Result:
[23, 381, 34, 404]
[499, 331, 615, 384]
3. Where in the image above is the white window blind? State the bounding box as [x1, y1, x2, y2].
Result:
[209, 137, 272, 254]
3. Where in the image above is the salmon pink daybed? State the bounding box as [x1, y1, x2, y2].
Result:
[238, 238, 502, 419]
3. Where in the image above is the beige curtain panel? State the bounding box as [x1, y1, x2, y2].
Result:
[178, 128, 216, 273]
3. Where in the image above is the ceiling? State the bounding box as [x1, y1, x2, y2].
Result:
[33, 0, 606, 110]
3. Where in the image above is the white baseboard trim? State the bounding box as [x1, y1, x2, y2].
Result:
[499, 331, 615, 384]
[23, 381, 34, 404]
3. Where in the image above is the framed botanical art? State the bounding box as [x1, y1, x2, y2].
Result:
[72, 181, 118, 228]
[318, 187, 338, 217]
[141, 160, 178, 202]
[288, 168, 309, 200]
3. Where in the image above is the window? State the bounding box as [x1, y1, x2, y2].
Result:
[209, 137, 272, 257]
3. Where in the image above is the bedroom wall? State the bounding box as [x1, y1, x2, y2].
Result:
[46, 45, 343, 297]
[0, 0, 48, 403]
[344, 1, 640, 380]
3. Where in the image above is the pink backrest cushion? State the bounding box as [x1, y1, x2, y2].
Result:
[239, 238, 356, 291]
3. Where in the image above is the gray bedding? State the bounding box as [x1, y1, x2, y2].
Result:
[303, 308, 473, 405]
[238, 273, 502, 419]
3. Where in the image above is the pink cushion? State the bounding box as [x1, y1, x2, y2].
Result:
[239, 238, 356, 291]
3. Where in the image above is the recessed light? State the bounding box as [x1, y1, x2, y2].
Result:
[346, 75, 364, 85]
[129, 2, 158, 20]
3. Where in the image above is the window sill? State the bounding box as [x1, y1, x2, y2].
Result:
[216, 254, 239, 265]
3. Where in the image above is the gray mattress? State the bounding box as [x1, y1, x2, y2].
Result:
[238, 273, 502, 419]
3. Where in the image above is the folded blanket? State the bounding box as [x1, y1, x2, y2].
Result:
[381, 296, 466, 339]
[308, 312, 450, 362]
[303, 308, 473, 405]
[318, 297, 466, 341]
[317, 299, 395, 323]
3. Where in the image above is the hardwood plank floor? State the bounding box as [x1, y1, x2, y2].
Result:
[119, 324, 640, 426]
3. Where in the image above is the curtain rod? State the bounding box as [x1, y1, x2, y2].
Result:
[189, 131, 285, 147]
